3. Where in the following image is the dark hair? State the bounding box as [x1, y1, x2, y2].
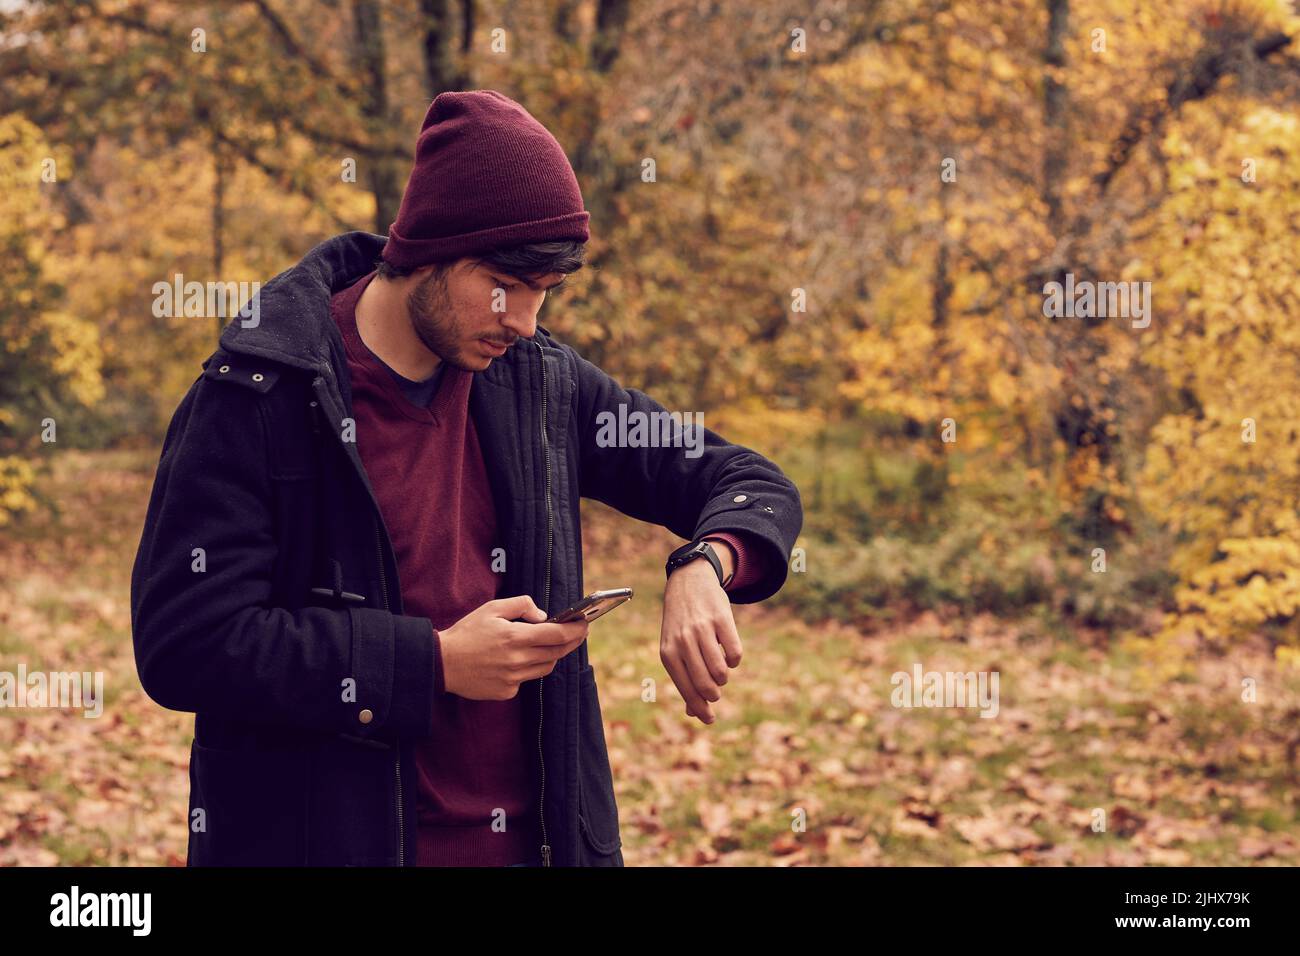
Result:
[375, 239, 586, 282]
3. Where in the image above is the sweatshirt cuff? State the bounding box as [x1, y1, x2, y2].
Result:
[703, 531, 766, 592]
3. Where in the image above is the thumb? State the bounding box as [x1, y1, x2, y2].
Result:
[497, 594, 548, 623]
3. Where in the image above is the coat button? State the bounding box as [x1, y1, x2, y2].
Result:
[733, 494, 747, 503]
[358, 709, 373, 724]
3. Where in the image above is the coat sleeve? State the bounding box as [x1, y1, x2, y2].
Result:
[564, 344, 803, 604]
[129, 371, 435, 740]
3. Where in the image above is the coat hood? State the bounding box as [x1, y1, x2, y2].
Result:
[219, 231, 381, 377]
[217, 230, 555, 381]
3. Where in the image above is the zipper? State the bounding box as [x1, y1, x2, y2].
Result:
[373, 519, 405, 867]
[536, 340, 554, 867]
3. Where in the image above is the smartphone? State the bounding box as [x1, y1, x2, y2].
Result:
[547, 588, 633, 624]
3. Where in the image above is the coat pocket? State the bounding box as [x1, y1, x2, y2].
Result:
[576, 663, 623, 862]
[188, 740, 309, 866]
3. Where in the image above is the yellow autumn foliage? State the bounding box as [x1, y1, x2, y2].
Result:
[1134, 101, 1300, 667]
[0, 113, 106, 523]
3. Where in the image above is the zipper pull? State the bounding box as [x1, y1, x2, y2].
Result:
[541, 843, 552, 867]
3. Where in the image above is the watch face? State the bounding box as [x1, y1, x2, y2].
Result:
[673, 542, 717, 573]
[669, 542, 704, 571]
[673, 543, 699, 561]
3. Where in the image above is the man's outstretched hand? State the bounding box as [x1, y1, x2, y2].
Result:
[660, 545, 741, 725]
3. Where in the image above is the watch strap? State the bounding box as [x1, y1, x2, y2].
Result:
[665, 539, 726, 587]
[702, 536, 738, 587]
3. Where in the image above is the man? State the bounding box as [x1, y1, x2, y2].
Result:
[130, 90, 802, 867]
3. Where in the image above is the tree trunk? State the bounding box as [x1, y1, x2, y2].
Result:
[352, 0, 402, 234]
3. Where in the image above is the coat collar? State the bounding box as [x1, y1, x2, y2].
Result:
[217, 230, 555, 381]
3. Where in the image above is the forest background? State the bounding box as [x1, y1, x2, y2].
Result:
[1, 0, 1298, 865]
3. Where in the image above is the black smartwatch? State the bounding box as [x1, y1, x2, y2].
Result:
[665, 539, 732, 587]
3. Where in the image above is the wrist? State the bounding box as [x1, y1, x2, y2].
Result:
[701, 536, 737, 586]
[433, 625, 457, 697]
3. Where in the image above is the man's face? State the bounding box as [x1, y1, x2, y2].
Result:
[405, 259, 567, 371]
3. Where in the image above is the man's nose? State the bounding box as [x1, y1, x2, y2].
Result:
[500, 310, 538, 340]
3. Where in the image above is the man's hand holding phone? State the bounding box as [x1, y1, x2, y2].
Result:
[437, 595, 589, 701]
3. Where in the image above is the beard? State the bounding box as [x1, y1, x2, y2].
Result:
[406, 267, 478, 370]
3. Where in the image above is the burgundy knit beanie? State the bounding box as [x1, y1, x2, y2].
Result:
[380, 90, 590, 270]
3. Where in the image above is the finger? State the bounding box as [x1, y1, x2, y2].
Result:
[679, 629, 723, 705]
[514, 619, 590, 646]
[517, 628, 590, 668]
[715, 611, 743, 670]
[687, 697, 715, 723]
[697, 620, 731, 686]
[662, 645, 714, 724]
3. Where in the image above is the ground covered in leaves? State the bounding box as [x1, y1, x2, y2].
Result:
[1, 449, 1297, 865]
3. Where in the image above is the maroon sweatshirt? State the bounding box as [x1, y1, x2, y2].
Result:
[331, 270, 767, 866]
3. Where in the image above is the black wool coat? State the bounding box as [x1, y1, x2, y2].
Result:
[129, 231, 804, 866]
